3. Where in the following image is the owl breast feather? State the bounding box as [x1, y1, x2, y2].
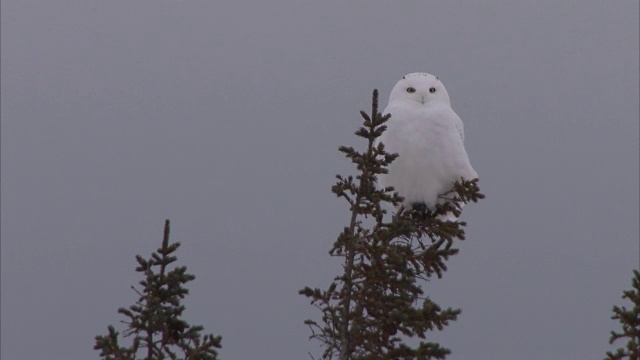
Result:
[379, 105, 476, 208]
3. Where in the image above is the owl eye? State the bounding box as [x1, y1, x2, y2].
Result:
[406, 87, 416, 93]
[429, 87, 436, 93]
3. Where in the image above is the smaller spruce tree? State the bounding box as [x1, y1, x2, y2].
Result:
[95, 219, 222, 360]
[606, 270, 640, 360]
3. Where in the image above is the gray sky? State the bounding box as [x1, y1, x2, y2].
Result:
[2, 1, 638, 359]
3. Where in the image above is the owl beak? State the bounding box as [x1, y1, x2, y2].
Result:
[420, 95, 425, 104]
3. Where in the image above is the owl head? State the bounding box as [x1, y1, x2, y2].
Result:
[388, 72, 451, 107]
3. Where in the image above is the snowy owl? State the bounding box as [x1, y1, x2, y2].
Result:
[378, 72, 477, 214]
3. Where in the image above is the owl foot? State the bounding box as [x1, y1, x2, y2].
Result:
[410, 202, 429, 221]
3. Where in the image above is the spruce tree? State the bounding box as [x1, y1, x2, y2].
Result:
[300, 90, 483, 359]
[95, 220, 222, 360]
[606, 270, 640, 360]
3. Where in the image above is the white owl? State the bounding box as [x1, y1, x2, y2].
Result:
[378, 72, 477, 215]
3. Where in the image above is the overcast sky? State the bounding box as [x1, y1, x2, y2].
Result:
[2, 1, 638, 359]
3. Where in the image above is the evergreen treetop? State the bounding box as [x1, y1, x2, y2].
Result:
[95, 220, 222, 360]
[606, 270, 640, 360]
[300, 90, 483, 360]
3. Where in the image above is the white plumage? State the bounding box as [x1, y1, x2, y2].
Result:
[378, 72, 477, 212]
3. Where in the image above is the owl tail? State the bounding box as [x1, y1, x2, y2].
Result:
[437, 201, 464, 222]
[437, 212, 458, 222]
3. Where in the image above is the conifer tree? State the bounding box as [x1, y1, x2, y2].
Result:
[606, 270, 640, 360]
[300, 90, 483, 359]
[95, 220, 222, 360]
